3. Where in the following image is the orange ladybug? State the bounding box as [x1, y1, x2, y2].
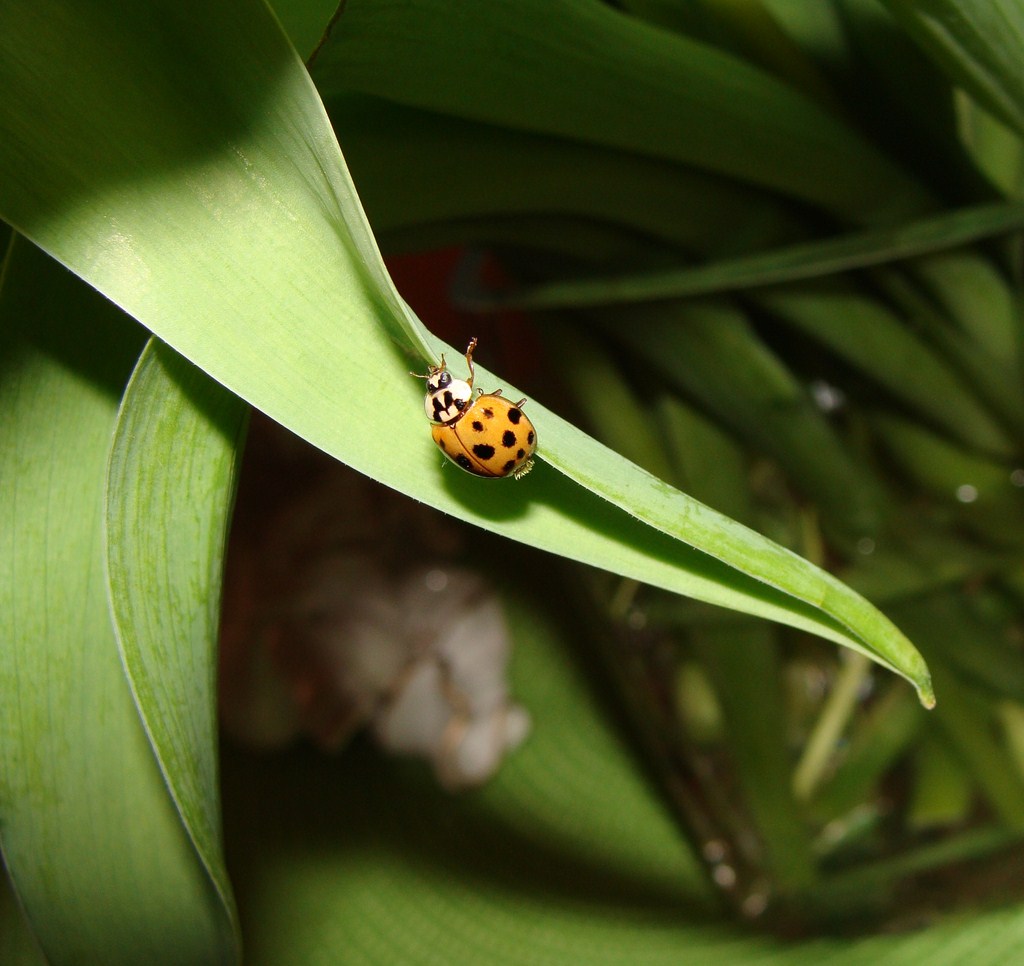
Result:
[419, 338, 536, 479]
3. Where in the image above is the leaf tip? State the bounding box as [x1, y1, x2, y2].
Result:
[916, 675, 936, 710]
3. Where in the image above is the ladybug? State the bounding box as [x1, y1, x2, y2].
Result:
[417, 338, 536, 479]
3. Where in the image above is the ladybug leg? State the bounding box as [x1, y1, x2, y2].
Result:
[411, 352, 447, 379]
[513, 398, 527, 408]
[513, 459, 535, 480]
[464, 337, 478, 389]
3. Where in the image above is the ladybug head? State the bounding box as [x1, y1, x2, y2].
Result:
[426, 368, 452, 394]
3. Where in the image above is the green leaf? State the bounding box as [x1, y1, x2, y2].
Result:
[882, 0, 1024, 139]
[592, 301, 890, 547]
[0, 0, 931, 719]
[816, 827, 1023, 922]
[544, 326, 677, 483]
[311, 0, 933, 224]
[757, 282, 1015, 459]
[268, 0, 338, 60]
[659, 399, 817, 894]
[956, 94, 1024, 197]
[907, 733, 973, 828]
[928, 665, 1024, 829]
[893, 592, 1024, 707]
[221, 584, 1024, 961]
[872, 414, 1024, 547]
[909, 250, 1021, 365]
[809, 686, 925, 823]
[537, 398, 931, 705]
[0, 237, 237, 964]
[830, 0, 988, 201]
[1, 865, 46, 966]
[479, 201, 1024, 309]
[329, 93, 809, 259]
[106, 338, 248, 942]
[873, 266, 1024, 438]
[223, 595, 721, 963]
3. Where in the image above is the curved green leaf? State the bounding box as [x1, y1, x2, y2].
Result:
[591, 301, 890, 546]
[224, 595, 720, 963]
[757, 283, 1015, 459]
[536, 404, 930, 702]
[222, 584, 1024, 963]
[909, 250, 1021, 365]
[106, 338, 247, 943]
[0, 238, 237, 964]
[657, 396, 817, 894]
[270, 0, 338, 60]
[873, 266, 1024, 438]
[1, 865, 46, 966]
[478, 201, 1024, 309]
[873, 414, 1024, 547]
[882, 0, 1024, 139]
[328, 93, 810, 258]
[312, 0, 933, 223]
[0, 0, 932, 704]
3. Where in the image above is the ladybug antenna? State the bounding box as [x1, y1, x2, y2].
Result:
[410, 352, 447, 379]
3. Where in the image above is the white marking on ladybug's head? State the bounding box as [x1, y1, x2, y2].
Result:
[426, 367, 451, 395]
[424, 377, 473, 423]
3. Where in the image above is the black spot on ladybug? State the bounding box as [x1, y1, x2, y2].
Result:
[507, 408, 522, 424]
[502, 460, 516, 474]
[437, 438, 447, 451]
[473, 444, 496, 460]
[502, 430, 517, 448]
[437, 372, 451, 389]
[472, 420, 485, 432]
[516, 448, 525, 459]
[455, 454, 473, 471]
[527, 431, 535, 445]
[482, 408, 494, 419]
[456, 398, 467, 411]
